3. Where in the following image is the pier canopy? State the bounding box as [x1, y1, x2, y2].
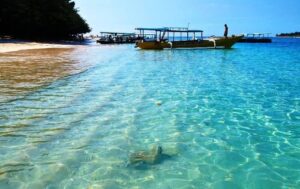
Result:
[135, 27, 204, 41]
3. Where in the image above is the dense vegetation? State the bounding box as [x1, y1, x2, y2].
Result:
[276, 32, 300, 37]
[0, 0, 90, 40]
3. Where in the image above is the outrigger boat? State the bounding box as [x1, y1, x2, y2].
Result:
[238, 33, 272, 43]
[135, 27, 243, 50]
[97, 32, 142, 44]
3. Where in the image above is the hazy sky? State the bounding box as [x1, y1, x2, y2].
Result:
[74, 0, 300, 36]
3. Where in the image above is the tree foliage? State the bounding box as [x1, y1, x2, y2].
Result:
[276, 32, 300, 37]
[0, 0, 91, 40]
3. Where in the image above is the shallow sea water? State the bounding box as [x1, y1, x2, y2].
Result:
[0, 38, 300, 189]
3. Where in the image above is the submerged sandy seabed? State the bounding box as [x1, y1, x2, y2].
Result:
[0, 42, 74, 53]
[0, 43, 92, 102]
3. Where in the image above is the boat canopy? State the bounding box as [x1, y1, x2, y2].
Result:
[100, 32, 136, 36]
[135, 27, 203, 33]
[135, 27, 204, 41]
[245, 33, 271, 38]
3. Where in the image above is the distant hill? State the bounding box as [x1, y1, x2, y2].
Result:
[276, 32, 300, 37]
[0, 0, 91, 40]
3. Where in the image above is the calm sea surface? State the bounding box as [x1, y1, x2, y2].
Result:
[0, 38, 299, 189]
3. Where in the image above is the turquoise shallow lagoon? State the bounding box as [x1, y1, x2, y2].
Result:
[0, 38, 300, 188]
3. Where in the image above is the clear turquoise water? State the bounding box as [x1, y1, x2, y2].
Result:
[0, 38, 300, 188]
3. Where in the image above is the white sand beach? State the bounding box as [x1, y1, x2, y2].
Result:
[0, 41, 74, 53]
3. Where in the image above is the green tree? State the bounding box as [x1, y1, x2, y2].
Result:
[0, 0, 91, 40]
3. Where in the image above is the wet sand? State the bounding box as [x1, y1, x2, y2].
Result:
[0, 42, 74, 53]
[0, 47, 90, 102]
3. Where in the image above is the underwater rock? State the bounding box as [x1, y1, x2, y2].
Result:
[155, 101, 162, 106]
[129, 145, 163, 165]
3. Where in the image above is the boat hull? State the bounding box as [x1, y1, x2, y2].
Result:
[136, 36, 243, 50]
[135, 41, 171, 50]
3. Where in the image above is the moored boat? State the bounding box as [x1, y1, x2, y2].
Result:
[238, 33, 272, 43]
[97, 32, 142, 44]
[135, 27, 243, 50]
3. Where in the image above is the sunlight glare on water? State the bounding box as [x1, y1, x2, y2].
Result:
[0, 39, 300, 188]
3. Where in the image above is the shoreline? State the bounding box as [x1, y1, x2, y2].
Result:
[0, 42, 74, 53]
[0, 39, 92, 53]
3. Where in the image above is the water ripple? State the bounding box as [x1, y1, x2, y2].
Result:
[0, 41, 300, 188]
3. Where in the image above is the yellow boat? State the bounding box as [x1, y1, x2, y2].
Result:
[135, 27, 243, 50]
